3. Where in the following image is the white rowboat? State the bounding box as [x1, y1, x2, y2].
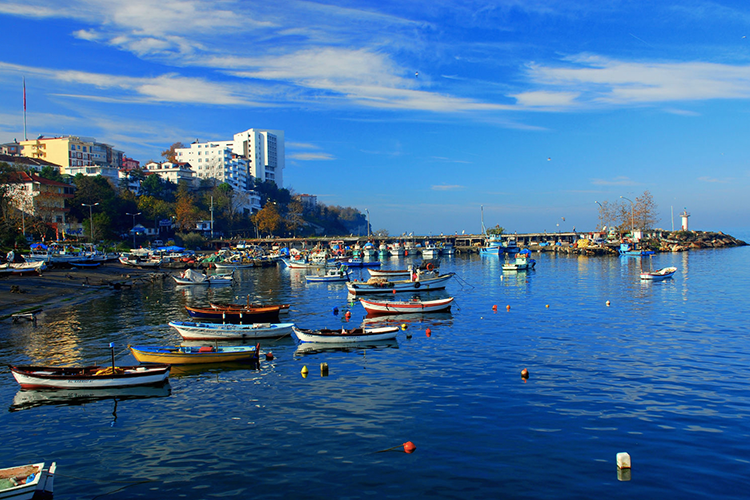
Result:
[169, 321, 295, 340]
[360, 296, 454, 315]
[9, 364, 170, 389]
[0, 462, 56, 500]
[292, 326, 400, 343]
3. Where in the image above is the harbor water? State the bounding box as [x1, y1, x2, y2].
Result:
[2, 240, 750, 499]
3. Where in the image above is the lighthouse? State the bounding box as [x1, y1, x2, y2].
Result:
[680, 208, 690, 231]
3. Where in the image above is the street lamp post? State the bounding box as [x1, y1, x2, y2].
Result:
[126, 212, 141, 248]
[620, 196, 634, 237]
[594, 201, 605, 233]
[82, 202, 99, 242]
[365, 209, 370, 238]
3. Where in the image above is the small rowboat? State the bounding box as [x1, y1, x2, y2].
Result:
[360, 296, 454, 315]
[346, 273, 455, 295]
[640, 266, 677, 281]
[173, 269, 233, 286]
[185, 305, 281, 324]
[9, 364, 170, 389]
[292, 325, 400, 343]
[129, 343, 260, 364]
[169, 321, 295, 340]
[209, 301, 291, 314]
[0, 462, 56, 499]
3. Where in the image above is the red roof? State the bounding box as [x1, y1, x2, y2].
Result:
[6, 171, 75, 188]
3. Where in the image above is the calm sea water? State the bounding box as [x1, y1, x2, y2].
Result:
[2, 239, 750, 499]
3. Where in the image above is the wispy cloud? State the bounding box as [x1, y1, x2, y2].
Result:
[526, 54, 750, 108]
[591, 176, 638, 186]
[431, 184, 465, 191]
[288, 152, 335, 161]
[698, 176, 730, 183]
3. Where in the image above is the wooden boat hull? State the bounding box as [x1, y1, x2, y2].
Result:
[169, 321, 295, 340]
[346, 273, 455, 295]
[359, 297, 454, 314]
[0, 462, 56, 500]
[209, 302, 291, 314]
[185, 306, 281, 324]
[9, 364, 170, 389]
[129, 344, 259, 364]
[172, 274, 233, 286]
[293, 326, 400, 343]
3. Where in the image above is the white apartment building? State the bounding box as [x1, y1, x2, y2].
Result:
[175, 128, 285, 188]
[143, 161, 196, 185]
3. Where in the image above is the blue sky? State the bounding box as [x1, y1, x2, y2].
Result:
[1, 0, 749, 236]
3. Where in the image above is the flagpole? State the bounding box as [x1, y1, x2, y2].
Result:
[23, 77, 27, 141]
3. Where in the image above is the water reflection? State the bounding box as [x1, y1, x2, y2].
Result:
[9, 382, 171, 412]
[294, 339, 399, 356]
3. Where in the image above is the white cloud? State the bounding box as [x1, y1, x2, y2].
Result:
[288, 152, 335, 161]
[591, 176, 638, 186]
[698, 176, 730, 183]
[432, 185, 465, 191]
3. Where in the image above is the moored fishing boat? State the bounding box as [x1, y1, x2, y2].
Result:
[640, 266, 677, 281]
[129, 343, 260, 364]
[306, 267, 351, 282]
[0, 462, 56, 499]
[169, 321, 295, 340]
[359, 296, 454, 315]
[292, 325, 400, 343]
[346, 272, 455, 295]
[185, 305, 281, 323]
[9, 364, 171, 389]
[209, 299, 291, 314]
[172, 269, 233, 286]
[0, 261, 46, 275]
[367, 262, 438, 280]
[502, 252, 536, 271]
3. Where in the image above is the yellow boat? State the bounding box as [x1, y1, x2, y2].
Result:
[129, 344, 259, 364]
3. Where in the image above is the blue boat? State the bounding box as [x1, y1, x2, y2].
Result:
[479, 235, 503, 255]
[619, 242, 655, 256]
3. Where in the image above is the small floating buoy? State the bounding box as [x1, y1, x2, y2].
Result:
[265, 352, 274, 361]
[521, 368, 529, 379]
[392, 289, 397, 294]
[301, 365, 309, 377]
[492, 305, 497, 311]
[403, 441, 416, 453]
[606, 301, 611, 306]
[545, 304, 550, 308]
[345, 311, 351, 318]
[400, 323, 407, 330]
[320, 362, 329, 376]
[332, 307, 339, 315]
[406, 331, 412, 339]
[426, 328, 432, 337]
[506, 305, 511, 311]
[616, 452, 631, 469]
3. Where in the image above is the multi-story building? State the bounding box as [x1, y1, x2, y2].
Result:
[0, 141, 22, 155]
[175, 128, 285, 188]
[0, 153, 62, 172]
[295, 194, 318, 210]
[4, 171, 75, 232]
[143, 161, 196, 185]
[18, 135, 122, 185]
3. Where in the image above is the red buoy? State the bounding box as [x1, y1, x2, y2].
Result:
[265, 352, 274, 361]
[492, 304, 497, 311]
[403, 441, 416, 453]
[426, 328, 432, 337]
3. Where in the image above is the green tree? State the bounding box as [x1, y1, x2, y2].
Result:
[38, 165, 63, 182]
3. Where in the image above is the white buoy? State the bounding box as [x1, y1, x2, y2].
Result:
[616, 452, 631, 469]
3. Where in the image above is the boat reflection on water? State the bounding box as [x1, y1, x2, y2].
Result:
[9, 382, 171, 412]
[361, 311, 454, 328]
[294, 339, 399, 356]
[167, 361, 261, 378]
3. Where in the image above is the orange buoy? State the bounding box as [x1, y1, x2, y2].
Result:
[345, 311, 351, 318]
[393, 289, 397, 294]
[606, 300, 611, 306]
[265, 352, 274, 361]
[521, 368, 529, 379]
[403, 441, 416, 453]
[506, 305, 511, 311]
[492, 305, 497, 311]
[426, 328, 432, 337]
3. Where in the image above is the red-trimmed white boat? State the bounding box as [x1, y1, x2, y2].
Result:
[9, 364, 170, 389]
[640, 266, 677, 281]
[360, 296, 454, 315]
[346, 273, 455, 295]
[0, 462, 56, 499]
